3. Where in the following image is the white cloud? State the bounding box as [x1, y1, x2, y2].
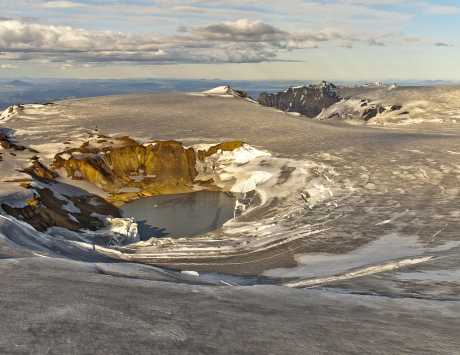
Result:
[0, 63, 18, 69]
[193, 19, 286, 42]
[43, 1, 84, 8]
[0, 18, 448, 65]
[434, 42, 453, 47]
[420, 3, 460, 15]
[60, 63, 74, 70]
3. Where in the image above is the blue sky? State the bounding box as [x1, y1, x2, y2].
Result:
[0, 0, 459, 80]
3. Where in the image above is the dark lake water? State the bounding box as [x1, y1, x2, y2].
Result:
[121, 191, 236, 240]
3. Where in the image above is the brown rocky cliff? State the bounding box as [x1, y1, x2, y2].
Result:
[53, 138, 243, 203]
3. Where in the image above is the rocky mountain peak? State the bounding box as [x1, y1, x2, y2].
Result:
[257, 81, 341, 117]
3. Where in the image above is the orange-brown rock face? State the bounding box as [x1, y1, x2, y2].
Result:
[53, 137, 243, 203]
[202, 141, 244, 159]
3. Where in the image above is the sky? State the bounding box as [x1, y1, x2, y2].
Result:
[0, 0, 459, 81]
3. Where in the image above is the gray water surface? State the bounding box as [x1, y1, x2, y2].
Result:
[121, 191, 236, 239]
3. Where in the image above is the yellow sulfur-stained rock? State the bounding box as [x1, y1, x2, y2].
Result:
[52, 137, 244, 203]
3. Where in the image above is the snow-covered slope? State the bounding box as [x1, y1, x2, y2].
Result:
[0, 103, 55, 123]
[320, 86, 460, 125]
[191, 85, 251, 99]
[0, 105, 23, 122]
[0, 90, 460, 355]
[202, 85, 235, 96]
[0, 93, 342, 272]
[317, 98, 409, 124]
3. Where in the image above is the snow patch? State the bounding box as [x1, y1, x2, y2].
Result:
[231, 171, 273, 194]
[217, 144, 271, 165]
[0, 104, 54, 124]
[104, 217, 140, 244]
[189, 85, 249, 100]
[181, 270, 200, 277]
[195, 144, 275, 200]
[285, 256, 434, 288]
[202, 86, 233, 96]
[265, 233, 459, 280]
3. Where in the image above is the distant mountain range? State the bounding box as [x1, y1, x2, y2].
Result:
[0, 79, 307, 109]
[0, 78, 458, 110]
[5, 80, 34, 87]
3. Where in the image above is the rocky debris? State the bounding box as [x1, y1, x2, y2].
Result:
[258, 81, 341, 117]
[52, 137, 245, 203]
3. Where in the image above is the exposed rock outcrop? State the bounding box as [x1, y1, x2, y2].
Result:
[317, 98, 405, 122]
[22, 158, 58, 181]
[258, 81, 341, 117]
[256, 81, 411, 123]
[1, 184, 120, 233]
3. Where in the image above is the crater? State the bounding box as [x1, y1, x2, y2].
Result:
[2, 129, 330, 275]
[2, 134, 273, 248]
[121, 191, 237, 240]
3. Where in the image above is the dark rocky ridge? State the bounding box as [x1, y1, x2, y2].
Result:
[256, 82, 408, 122]
[257, 81, 341, 117]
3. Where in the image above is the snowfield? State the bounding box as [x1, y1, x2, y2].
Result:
[1, 90, 460, 354]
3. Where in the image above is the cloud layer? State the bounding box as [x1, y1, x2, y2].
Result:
[0, 17, 448, 66]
